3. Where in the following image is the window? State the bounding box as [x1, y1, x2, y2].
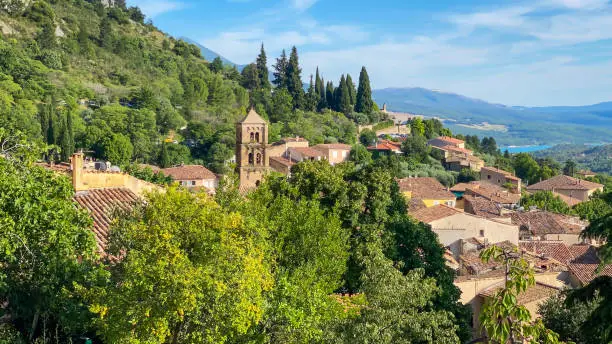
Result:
[255, 132, 260, 143]
[250, 132, 255, 141]
[433, 201, 440, 205]
[192, 181, 196, 186]
[479, 230, 485, 237]
[256, 153, 262, 165]
[248, 152, 254, 165]
[332, 151, 338, 158]
[342, 151, 347, 158]
[487, 175, 492, 180]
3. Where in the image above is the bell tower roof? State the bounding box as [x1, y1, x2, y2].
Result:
[239, 108, 267, 125]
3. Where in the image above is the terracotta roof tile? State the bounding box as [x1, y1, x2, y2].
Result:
[269, 156, 295, 167]
[510, 211, 586, 236]
[312, 143, 352, 150]
[450, 183, 472, 192]
[552, 192, 582, 207]
[519, 241, 574, 264]
[465, 182, 521, 204]
[73, 188, 139, 256]
[527, 175, 603, 191]
[431, 136, 465, 145]
[410, 204, 461, 223]
[397, 177, 456, 200]
[161, 165, 216, 181]
[480, 282, 559, 304]
[367, 140, 402, 152]
[463, 195, 505, 218]
[439, 145, 473, 155]
[289, 146, 325, 158]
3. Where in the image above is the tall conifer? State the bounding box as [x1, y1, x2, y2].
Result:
[305, 74, 317, 111]
[326, 81, 335, 111]
[346, 74, 356, 106]
[355, 66, 374, 114]
[272, 49, 288, 88]
[256, 43, 271, 90]
[286, 46, 304, 109]
[317, 76, 327, 111]
[337, 75, 352, 115]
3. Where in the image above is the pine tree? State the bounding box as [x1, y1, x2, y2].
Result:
[346, 74, 356, 106]
[355, 66, 374, 114]
[317, 76, 328, 111]
[240, 63, 259, 91]
[286, 46, 304, 109]
[326, 81, 335, 111]
[255, 43, 271, 90]
[272, 49, 288, 88]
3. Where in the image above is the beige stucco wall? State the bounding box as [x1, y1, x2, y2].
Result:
[554, 188, 591, 202]
[77, 172, 161, 196]
[270, 159, 291, 175]
[286, 147, 323, 163]
[542, 233, 582, 245]
[430, 213, 519, 258]
[268, 140, 309, 157]
[176, 178, 218, 191]
[322, 148, 350, 165]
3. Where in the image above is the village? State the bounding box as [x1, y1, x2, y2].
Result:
[39, 108, 609, 336]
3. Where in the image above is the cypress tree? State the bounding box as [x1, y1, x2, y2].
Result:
[272, 49, 288, 88]
[47, 98, 56, 145]
[160, 142, 171, 168]
[39, 101, 50, 143]
[317, 76, 327, 111]
[256, 43, 271, 90]
[314, 68, 322, 98]
[305, 74, 318, 111]
[338, 75, 351, 115]
[60, 112, 75, 162]
[286, 46, 304, 109]
[325, 81, 335, 111]
[355, 66, 373, 114]
[240, 63, 259, 91]
[346, 74, 356, 106]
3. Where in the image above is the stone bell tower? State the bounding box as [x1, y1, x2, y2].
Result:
[236, 108, 270, 190]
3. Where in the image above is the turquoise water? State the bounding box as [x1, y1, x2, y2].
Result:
[501, 145, 552, 153]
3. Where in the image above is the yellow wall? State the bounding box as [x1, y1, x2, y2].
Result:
[403, 192, 455, 207]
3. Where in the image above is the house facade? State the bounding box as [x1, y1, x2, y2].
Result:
[480, 166, 522, 193]
[526, 175, 603, 203]
[161, 165, 218, 192]
[312, 143, 351, 165]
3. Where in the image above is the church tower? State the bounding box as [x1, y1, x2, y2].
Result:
[236, 108, 270, 190]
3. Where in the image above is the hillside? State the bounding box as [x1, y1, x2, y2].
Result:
[373, 87, 612, 146]
[180, 36, 245, 70]
[533, 144, 612, 174]
[0, 0, 360, 173]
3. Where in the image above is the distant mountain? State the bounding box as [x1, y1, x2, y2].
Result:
[180, 37, 245, 70]
[372, 87, 612, 146]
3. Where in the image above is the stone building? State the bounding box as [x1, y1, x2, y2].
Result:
[236, 109, 271, 190]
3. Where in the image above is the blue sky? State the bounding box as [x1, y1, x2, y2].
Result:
[127, 0, 612, 106]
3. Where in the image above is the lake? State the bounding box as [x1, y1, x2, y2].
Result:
[501, 145, 552, 153]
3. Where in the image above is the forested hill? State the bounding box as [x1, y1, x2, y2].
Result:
[0, 0, 373, 173]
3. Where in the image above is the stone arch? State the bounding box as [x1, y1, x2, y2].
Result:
[256, 152, 262, 165]
[250, 132, 255, 141]
[248, 152, 254, 165]
[255, 132, 260, 143]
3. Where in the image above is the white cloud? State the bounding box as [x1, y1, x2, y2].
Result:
[291, 0, 319, 11]
[130, 0, 186, 18]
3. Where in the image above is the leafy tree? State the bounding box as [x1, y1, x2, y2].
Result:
[159, 143, 191, 168]
[457, 168, 479, 183]
[478, 245, 564, 344]
[355, 67, 373, 114]
[410, 117, 425, 136]
[156, 99, 186, 134]
[255, 43, 270, 90]
[359, 129, 376, 147]
[0, 130, 105, 343]
[36, 22, 56, 50]
[272, 49, 288, 88]
[287, 46, 304, 109]
[481, 136, 498, 155]
[563, 160, 577, 177]
[101, 133, 133, 166]
[270, 88, 293, 122]
[329, 241, 460, 344]
[521, 191, 571, 214]
[240, 63, 259, 91]
[349, 144, 373, 165]
[540, 293, 604, 344]
[573, 191, 612, 221]
[210, 56, 224, 73]
[513, 153, 541, 184]
[87, 188, 272, 344]
[401, 134, 430, 162]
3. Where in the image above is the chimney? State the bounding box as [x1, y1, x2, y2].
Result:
[71, 152, 84, 191]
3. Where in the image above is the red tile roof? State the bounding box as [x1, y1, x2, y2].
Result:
[481, 166, 520, 181]
[289, 146, 325, 158]
[161, 165, 216, 181]
[519, 241, 574, 264]
[465, 182, 521, 204]
[510, 211, 586, 236]
[527, 175, 603, 191]
[436, 136, 465, 145]
[312, 143, 352, 150]
[450, 183, 473, 192]
[269, 156, 295, 168]
[397, 177, 456, 200]
[463, 195, 505, 218]
[410, 204, 461, 223]
[73, 188, 138, 256]
[367, 140, 402, 152]
[479, 282, 560, 304]
[567, 245, 612, 285]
